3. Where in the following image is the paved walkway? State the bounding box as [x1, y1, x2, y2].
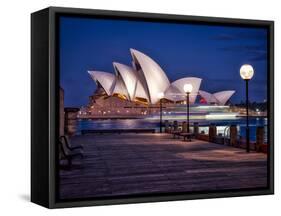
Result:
[59, 133, 267, 200]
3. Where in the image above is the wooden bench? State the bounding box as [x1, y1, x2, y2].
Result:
[59, 139, 83, 168]
[60, 135, 83, 150]
[171, 130, 182, 139]
[179, 132, 194, 141]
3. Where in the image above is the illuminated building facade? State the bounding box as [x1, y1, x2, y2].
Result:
[83, 49, 236, 118]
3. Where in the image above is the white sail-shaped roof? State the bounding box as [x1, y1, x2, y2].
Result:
[199, 90, 235, 105]
[112, 62, 149, 101]
[164, 85, 182, 101]
[198, 90, 219, 104]
[130, 48, 170, 104]
[113, 62, 138, 100]
[213, 90, 235, 105]
[88, 49, 234, 106]
[134, 80, 149, 100]
[165, 77, 202, 104]
[88, 71, 115, 95]
[111, 77, 129, 98]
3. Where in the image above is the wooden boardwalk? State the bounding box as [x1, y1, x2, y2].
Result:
[59, 133, 267, 200]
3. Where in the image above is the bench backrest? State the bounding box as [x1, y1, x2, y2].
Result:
[59, 137, 71, 157]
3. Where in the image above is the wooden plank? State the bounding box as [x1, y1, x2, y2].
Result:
[59, 133, 267, 200]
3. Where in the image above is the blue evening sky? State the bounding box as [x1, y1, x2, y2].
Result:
[60, 16, 268, 107]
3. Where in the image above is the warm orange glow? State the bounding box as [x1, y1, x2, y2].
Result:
[134, 97, 149, 105]
[112, 93, 128, 100]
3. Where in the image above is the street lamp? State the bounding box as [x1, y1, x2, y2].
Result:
[240, 64, 254, 153]
[183, 84, 193, 133]
[158, 92, 164, 133]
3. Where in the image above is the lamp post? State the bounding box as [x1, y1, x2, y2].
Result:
[240, 64, 254, 153]
[183, 84, 193, 133]
[158, 92, 164, 133]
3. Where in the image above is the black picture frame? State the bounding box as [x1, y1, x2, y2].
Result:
[31, 6, 274, 208]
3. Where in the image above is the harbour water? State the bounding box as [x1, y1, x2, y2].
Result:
[77, 116, 267, 142]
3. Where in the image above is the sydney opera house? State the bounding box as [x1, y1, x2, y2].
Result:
[81, 48, 236, 118]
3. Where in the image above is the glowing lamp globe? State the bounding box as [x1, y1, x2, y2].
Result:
[240, 64, 254, 80]
[183, 84, 193, 93]
[157, 92, 164, 99]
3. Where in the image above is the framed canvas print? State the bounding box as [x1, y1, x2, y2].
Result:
[31, 7, 274, 208]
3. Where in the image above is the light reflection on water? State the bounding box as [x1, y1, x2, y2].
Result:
[77, 117, 267, 142]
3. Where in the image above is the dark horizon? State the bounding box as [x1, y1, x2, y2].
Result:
[60, 16, 268, 107]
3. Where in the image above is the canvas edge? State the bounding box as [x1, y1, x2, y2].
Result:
[30, 6, 274, 209]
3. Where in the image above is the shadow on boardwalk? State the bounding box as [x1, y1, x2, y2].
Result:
[59, 133, 267, 200]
